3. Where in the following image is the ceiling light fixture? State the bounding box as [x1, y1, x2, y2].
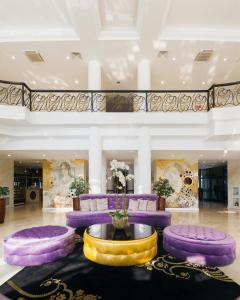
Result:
[172, 57, 176, 61]
[66, 55, 70, 60]
[132, 45, 140, 52]
[223, 149, 228, 155]
[54, 80, 58, 84]
[31, 80, 36, 85]
[160, 80, 164, 85]
[223, 58, 228, 62]
[11, 55, 16, 60]
[74, 80, 79, 84]
[7, 154, 12, 157]
[42, 154, 46, 157]
[202, 81, 206, 85]
[182, 81, 186, 85]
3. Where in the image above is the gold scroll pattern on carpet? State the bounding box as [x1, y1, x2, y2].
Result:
[139, 254, 234, 283]
[7, 278, 102, 300]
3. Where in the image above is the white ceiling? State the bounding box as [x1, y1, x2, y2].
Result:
[0, 0, 240, 90]
[1, 149, 239, 162]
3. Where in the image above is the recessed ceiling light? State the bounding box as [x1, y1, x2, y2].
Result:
[172, 57, 176, 61]
[223, 149, 228, 154]
[42, 154, 46, 157]
[182, 81, 186, 85]
[11, 55, 16, 60]
[31, 80, 36, 85]
[66, 55, 70, 60]
[223, 58, 228, 62]
[7, 154, 12, 157]
[202, 81, 206, 85]
[74, 80, 79, 84]
[132, 45, 140, 52]
[54, 79, 58, 84]
[160, 80, 164, 85]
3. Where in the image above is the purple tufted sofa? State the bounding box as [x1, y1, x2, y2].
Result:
[66, 194, 171, 228]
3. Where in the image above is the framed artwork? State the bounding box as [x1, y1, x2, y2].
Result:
[232, 187, 239, 196]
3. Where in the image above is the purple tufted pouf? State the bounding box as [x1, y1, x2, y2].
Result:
[163, 225, 236, 266]
[3, 225, 75, 266]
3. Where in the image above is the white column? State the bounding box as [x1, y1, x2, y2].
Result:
[88, 60, 103, 111]
[101, 154, 107, 193]
[134, 155, 138, 194]
[137, 59, 151, 90]
[89, 127, 102, 193]
[137, 127, 151, 193]
[88, 60, 101, 90]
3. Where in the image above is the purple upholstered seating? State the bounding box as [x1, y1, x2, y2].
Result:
[3, 225, 75, 266]
[66, 194, 171, 228]
[163, 225, 236, 266]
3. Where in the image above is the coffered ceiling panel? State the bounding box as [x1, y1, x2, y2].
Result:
[98, 0, 138, 29]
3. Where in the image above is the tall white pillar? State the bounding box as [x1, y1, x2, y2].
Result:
[89, 126, 102, 193]
[137, 59, 151, 90]
[88, 60, 101, 90]
[101, 154, 107, 193]
[137, 127, 151, 193]
[88, 60, 103, 111]
[134, 155, 138, 194]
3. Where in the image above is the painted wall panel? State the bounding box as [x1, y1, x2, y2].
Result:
[154, 160, 198, 209]
[43, 159, 86, 208]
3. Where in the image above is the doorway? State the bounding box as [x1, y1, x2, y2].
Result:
[14, 161, 43, 207]
[198, 162, 227, 207]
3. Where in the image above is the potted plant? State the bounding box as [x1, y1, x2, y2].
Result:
[69, 177, 90, 211]
[0, 186, 9, 224]
[152, 177, 174, 210]
[108, 160, 134, 228]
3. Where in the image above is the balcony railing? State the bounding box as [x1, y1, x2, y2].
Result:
[0, 79, 240, 112]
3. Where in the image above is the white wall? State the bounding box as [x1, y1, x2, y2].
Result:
[227, 160, 240, 209]
[0, 160, 14, 207]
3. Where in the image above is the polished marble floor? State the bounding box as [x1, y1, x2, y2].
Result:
[0, 202, 239, 286]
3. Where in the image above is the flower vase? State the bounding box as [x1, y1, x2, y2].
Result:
[112, 215, 128, 229]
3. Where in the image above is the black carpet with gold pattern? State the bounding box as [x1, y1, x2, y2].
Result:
[0, 227, 239, 300]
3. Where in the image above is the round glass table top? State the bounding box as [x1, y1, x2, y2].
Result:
[86, 223, 155, 241]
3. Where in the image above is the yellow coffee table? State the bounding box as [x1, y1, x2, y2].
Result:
[83, 223, 157, 266]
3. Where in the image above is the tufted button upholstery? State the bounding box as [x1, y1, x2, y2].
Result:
[4, 225, 75, 266]
[170, 225, 226, 241]
[13, 225, 68, 239]
[163, 225, 236, 267]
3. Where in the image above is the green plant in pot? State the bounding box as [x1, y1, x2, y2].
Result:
[69, 177, 90, 211]
[152, 177, 174, 210]
[0, 186, 9, 224]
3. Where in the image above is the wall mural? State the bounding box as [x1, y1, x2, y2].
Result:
[43, 160, 86, 208]
[154, 160, 198, 209]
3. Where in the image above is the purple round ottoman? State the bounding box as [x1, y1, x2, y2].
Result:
[163, 225, 236, 266]
[3, 225, 75, 266]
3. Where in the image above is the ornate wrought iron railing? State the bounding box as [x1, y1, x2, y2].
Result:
[0, 79, 240, 112]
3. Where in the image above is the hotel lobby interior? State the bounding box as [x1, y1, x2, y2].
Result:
[0, 0, 240, 299]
